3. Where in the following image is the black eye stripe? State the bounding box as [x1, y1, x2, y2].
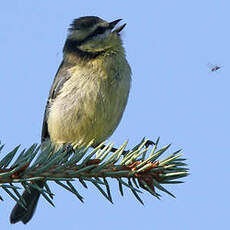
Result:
[65, 26, 109, 50]
[89, 26, 107, 38]
[80, 26, 108, 43]
[94, 26, 107, 35]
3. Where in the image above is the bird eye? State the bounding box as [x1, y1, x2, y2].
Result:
[95, 26, 107, 35]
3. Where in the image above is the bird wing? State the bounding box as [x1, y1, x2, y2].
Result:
[41, 60, 74, 143]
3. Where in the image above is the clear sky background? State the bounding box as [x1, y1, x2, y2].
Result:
[0, 0, 229, 229]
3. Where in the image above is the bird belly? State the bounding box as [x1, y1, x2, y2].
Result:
[47, 67, 130, 148]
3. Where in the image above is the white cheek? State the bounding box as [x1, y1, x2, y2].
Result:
[93, 30, 110, 40]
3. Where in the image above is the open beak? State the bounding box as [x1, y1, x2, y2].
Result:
[109, 19, 126, 33]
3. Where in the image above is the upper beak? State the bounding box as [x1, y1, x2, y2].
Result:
[109, 19, 122, 29]
[109, 19, 126, 33]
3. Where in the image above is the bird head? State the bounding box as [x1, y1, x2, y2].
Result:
[64, 16, 126, 55]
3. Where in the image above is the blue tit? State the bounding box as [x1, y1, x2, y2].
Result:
[10, 16, 131, 224]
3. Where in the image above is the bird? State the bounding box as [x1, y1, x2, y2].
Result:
[10, 16, 131, 224]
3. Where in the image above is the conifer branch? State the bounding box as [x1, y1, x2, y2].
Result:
[0, 138, 188, 206]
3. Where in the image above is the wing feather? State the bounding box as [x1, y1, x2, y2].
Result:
[41, 61, 75, 142]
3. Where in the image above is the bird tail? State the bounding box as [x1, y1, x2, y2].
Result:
[10, 182, 43, 224]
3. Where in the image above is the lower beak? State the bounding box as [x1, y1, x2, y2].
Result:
[113, 23, 126, 33]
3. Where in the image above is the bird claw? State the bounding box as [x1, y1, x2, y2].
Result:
[144, 140, 155, 148]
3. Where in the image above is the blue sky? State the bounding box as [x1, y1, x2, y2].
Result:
[0, 0, 229, 229]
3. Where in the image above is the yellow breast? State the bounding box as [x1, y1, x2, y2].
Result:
[47, 54, 131, 148]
